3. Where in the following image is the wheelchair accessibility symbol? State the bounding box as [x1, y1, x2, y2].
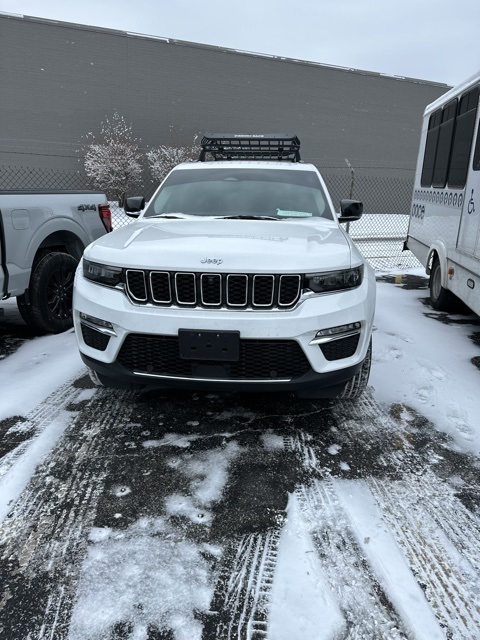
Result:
[468, 189, 475, 214]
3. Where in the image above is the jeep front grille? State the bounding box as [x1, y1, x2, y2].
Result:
[125, 271, 302, 309]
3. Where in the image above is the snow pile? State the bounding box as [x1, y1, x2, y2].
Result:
[69, 518, 215, 640]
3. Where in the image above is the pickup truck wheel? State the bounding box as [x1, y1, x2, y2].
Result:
[16, 295, 36, 327]
[429, 258, 455, 311]
[26, 252, 78, 333]
[338, 338, 372, 400]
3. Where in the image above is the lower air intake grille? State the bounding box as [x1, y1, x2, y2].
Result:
[320, 334, 360, 361]
[81, 324, 110, 351]
[117, 335, 311, 380]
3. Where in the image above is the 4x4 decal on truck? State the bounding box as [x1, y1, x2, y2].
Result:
[78, 204, 97, 212]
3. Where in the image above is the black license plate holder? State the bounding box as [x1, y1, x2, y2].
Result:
[179, 329, 240, 361]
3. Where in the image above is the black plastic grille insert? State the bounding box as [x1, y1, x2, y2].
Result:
[117, 334, 311, 380]
[320, 334, 360, 361]
[81, 324, 110, 351]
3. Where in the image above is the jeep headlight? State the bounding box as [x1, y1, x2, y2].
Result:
[305, 265, 364, 293]
[83, 259, 123, 287]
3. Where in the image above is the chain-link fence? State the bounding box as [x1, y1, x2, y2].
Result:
[323, 173, 419, 269]
[0, 164, 420, 270]
[323, 173, 414, 215]
[0, 165, 90, 191]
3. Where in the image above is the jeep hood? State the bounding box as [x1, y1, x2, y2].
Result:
[85, 218, 359, 272]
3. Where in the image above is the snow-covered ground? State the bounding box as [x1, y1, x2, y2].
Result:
[371, 270, 480, 456]
[1, 267, 479, 639]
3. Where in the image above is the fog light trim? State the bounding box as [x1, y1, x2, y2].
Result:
[79, 312, 116, 336]
[309, 322, 361, 345]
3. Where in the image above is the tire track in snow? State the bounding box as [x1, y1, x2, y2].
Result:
[278, 391, 480, 638]
[0, 387, 136, 640]
[295, 479, 409, 639]
[0, 439, 32, 480]
[331, 393, 480, 638]
[204, 530, 281, 640]
[0, 379, 84, 484]
[285, 396, 406, 639]
[368, 474, 480, 638]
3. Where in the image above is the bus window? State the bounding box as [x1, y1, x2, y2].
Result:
[449, 86, 479, 187]
[432, 99, 457, 188]
[421, 109, 441, 187]
[474, 113, 480, 171]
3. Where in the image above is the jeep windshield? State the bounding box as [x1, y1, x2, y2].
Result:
[144, 168, 334, 220]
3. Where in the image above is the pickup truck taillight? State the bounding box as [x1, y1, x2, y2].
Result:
[98, 204, 113, 232]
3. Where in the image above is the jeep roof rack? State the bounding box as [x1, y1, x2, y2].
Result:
[199, 133, 301, 162]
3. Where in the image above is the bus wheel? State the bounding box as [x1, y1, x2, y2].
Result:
[429, 258, 455, 311]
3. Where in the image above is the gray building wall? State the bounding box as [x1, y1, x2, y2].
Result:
[0, 13, 450, 210]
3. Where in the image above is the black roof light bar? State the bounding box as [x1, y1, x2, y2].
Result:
[199, 133, 301, 162]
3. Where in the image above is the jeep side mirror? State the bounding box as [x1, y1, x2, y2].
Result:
[124, 196, 146, 218]
[339, 199, 363, 222]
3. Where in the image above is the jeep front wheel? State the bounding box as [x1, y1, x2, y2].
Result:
[339, 338, 372, 400]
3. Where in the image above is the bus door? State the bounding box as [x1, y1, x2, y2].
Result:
[457, 92, 480, 257]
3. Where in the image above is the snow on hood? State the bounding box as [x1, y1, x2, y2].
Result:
[85, 218, 359, 272]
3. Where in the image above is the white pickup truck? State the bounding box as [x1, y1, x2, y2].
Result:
[0, 190, 111, 332]
[73, 134, 376, 400]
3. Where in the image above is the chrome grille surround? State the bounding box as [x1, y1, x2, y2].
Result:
[124, 270, 302, 310]
[252, 274, 275, 307]
[125, 269, 148, 302]
[150, 271, 172, 304]
[200, 273, 222, 306]
[175, 272, 196, 305]
[226, 274, 248, 307]
[279, 274, 302, 307]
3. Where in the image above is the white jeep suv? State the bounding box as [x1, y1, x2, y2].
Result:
[73, 134, 376, 399]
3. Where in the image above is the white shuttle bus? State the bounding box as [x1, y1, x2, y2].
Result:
[405, 70, 480, 314]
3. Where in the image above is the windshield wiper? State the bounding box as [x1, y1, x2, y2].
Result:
[149, 213, 194, 219]
[217, 215, 280, 221]
[149, 213, 281, 221]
